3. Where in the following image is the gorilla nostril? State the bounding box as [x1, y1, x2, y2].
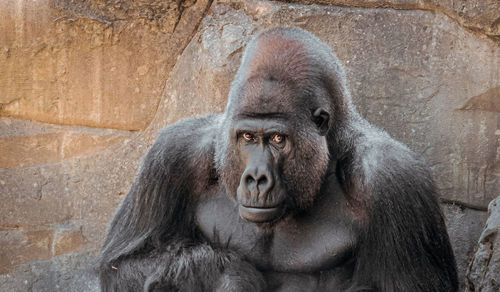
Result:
[243, 171, 273, 194]
[257, 176, 268, 187]
[245, 175, 257, 192]
[245, 175, 256, 188]
[256, 175, 272, 192]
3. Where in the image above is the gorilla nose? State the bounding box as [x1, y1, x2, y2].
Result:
[243, 170, 274, 197]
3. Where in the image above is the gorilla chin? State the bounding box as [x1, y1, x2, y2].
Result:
[236, 184, 287, 223]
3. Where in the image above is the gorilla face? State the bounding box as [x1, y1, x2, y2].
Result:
[213, 30, 337, 225]
[232, 117, 291, 223]
[226, 79, 331, 224]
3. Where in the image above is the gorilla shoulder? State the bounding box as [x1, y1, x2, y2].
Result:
[353, 126, 433, 192]
[152, 114, 220, 195]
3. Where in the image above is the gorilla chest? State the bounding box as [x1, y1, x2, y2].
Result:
[195, 193, 356, 273]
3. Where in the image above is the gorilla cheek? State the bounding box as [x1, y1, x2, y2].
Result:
[285, 137, 329, 209]
[220, 149, 244, 200]
[236, 184, 246, 202]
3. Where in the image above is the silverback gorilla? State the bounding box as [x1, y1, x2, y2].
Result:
[99, 27, 458, 291]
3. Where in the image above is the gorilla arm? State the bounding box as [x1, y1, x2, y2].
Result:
[98, 115, 265, 292]
[342, 136, 458, 292]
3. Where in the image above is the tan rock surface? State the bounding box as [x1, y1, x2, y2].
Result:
[0, 228, 54, 274]
[282, 0, 500, 41]
[0, 118, 132, 168]
[53, 228, 87, 257]
[0, 0, 211, 130]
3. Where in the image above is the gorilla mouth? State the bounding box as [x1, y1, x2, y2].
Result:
[239, 205, 283, 223]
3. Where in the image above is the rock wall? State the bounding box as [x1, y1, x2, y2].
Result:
[467, 196, 500, 292]
[0, 0, 498, 291]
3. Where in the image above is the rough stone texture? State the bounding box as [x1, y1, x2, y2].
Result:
[0, 0, 498, 290]
[53, 227, 87, 257]
[282, 0, 500, 42]
[467, 196, 500, 292]
[0, 118, 132, 168]
[0, 228, 54, 274]
[442, 204, 489, 291]
[0, 0, 211, 130]
[0, 252, 98, 292]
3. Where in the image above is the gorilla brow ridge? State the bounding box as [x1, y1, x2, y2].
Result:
[235, 112, 290, 120]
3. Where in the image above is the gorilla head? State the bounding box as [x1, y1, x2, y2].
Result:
[215, 27, 353, 223]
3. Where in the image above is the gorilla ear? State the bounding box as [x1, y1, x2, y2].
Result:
[312, 108, 330, 136]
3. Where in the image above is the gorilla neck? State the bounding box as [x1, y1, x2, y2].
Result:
[195, 176, 357, 274]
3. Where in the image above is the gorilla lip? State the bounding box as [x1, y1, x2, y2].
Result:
[239, 205, 282, 223]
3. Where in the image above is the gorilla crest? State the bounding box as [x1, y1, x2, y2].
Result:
[99, 27, 458, 292]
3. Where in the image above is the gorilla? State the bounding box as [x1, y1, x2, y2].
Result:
[99, 27, 458, 291]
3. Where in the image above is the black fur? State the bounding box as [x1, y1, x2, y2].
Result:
[99, 27, 458, 291]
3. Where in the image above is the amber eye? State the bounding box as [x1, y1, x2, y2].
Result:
[242, 132, 254, 142]
[271, 134, 285, 144]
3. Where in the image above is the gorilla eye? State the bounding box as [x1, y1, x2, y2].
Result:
[271, 134, 285, 144]
[242, 132, 255, 142]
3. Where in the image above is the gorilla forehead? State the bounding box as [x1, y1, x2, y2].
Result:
[234, 78, 301, 117]
[247, 36, 312, 82]
[229, 31, 329, 119]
